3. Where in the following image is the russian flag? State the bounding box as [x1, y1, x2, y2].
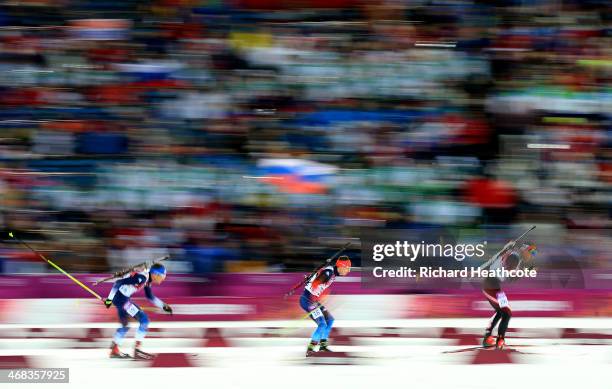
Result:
[70, 19, 131, 41]
[256, 158, 338, 194]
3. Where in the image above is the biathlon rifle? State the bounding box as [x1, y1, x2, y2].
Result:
[284, 242, 351, 299]
[478, 226, 536, 271]
[93, 255, 170, 285]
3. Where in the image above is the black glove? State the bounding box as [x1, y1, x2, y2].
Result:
[104, 299, 113, 309]
[163, 303, 173, 314]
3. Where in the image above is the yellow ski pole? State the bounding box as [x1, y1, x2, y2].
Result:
[8, 232, 102, 300]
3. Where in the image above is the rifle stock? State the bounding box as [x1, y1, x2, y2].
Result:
[283, 242, 352, 298]
[93, 255, 169, 285]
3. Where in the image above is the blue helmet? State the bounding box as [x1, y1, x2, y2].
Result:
[149, 263, 166, 277]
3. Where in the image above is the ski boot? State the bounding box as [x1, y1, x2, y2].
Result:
[305, 341, 318, 357]
[134, 341, 154, 360]
[109, 342, 130, 359]
[496, 336, 506, 350]
[319, 339, 333, 353]
[482, 332, 496, 348]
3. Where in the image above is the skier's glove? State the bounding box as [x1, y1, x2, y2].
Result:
[163, 304, 173, 314]
[104, 299, 113, 309]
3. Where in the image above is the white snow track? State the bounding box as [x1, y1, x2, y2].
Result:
[1, 318, 611, 389]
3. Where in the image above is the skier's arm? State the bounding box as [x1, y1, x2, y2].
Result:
[145, 285, 173, 314]
[144, 285, 165, 309]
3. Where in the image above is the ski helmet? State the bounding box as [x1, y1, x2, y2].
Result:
[336, 255, 351, 269]
[150, 263, 167, 277]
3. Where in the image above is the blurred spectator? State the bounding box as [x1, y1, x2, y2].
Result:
[0, 0, 609, 273]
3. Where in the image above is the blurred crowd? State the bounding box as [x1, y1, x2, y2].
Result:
[0, 0, 610, 274]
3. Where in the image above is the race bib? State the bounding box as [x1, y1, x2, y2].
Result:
[496, 292, 510, 308]
[123, 301, 140, 317]
[310, 308, 323, 319]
